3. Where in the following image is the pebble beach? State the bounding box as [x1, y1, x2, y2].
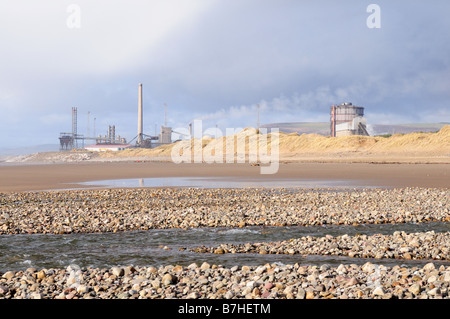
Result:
[1, 186, 449, 299]
[1, 261, 449, 300]
[1, 187, 449, 234]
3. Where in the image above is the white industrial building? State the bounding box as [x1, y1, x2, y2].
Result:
[85, 144, 132, 152]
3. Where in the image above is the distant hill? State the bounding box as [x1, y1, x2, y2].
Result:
[260, 122, 449, 136]
[260, 122, 330, 135]
[367, 123, 449, 136]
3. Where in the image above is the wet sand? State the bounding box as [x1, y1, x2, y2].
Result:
[0, 161, 449, 192]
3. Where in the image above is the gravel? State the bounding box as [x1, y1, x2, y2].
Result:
[0, 186, 449, 299]
[1, 262, 449, 299]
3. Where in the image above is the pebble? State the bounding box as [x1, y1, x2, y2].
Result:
[372, 286, 385, 296]
[0, 186, 449, 299]
[111, 267, 124, 277]
[0, 262, 445, 299]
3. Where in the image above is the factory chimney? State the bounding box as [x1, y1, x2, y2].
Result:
[137, 83, 143, 145]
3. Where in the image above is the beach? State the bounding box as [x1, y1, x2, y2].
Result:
[0, 158, 449, 299]
[2, 0, 450, 305]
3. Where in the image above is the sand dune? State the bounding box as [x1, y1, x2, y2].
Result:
[4, 126, 448, 164]
[97, 125, 450, 163]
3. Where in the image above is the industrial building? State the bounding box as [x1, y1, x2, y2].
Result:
[58, 107, 131, 151]
[134, 83, 173, 148]
[59, 107, 81, 150]
[59, 83, 174, 152]
[85, 144, 131, 152]
[330, 102, 369, 137]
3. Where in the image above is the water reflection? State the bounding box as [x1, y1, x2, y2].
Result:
[77, 177, 382, 190]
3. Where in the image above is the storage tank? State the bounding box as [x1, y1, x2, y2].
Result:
[330, 103, 369, 137]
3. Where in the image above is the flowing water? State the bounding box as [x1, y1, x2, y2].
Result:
[1, 222, 449, 272]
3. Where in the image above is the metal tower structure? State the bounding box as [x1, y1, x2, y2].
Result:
[72, 107, 78, 148]
[137, 83, 143, 146]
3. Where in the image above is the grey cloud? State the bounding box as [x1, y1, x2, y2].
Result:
[1, 1, 449, 148]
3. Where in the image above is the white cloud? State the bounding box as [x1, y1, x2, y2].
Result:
[0, 1, 215, 77]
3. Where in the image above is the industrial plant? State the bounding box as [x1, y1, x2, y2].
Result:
[330, 102, 369, 137]
[59, 84, 372, 153]
[134, 83, 173, 149]
[59, 83, 173, 152]
[58, 106, 130, 151]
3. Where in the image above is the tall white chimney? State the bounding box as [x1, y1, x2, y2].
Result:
[137, 83, 143, 145]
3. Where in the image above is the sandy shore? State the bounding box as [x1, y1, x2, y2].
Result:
[0, 161, 448, 192]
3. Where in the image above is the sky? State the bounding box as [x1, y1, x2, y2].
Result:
[0, 0, 449, 149]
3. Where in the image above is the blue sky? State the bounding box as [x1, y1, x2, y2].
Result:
[0, 0, 449, 148]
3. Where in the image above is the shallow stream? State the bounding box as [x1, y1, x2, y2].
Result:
[1, 221, 448, 272]
[1, 178, 448, 272]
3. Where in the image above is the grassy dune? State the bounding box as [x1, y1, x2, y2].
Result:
[97, 125, 450, 163]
